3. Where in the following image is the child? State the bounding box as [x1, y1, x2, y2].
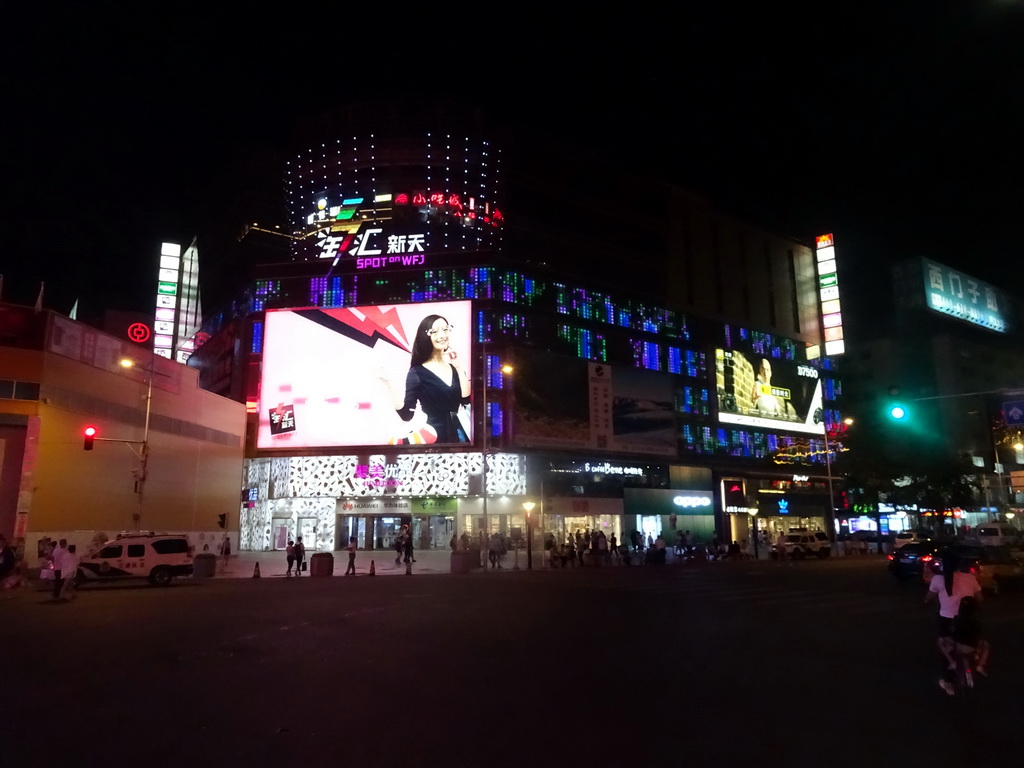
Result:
[345, 536, 357, 576]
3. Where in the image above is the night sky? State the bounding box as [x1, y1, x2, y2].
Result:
[4, 4, 1023, 322]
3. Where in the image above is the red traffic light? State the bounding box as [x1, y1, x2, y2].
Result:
[83, 425, 97, 450]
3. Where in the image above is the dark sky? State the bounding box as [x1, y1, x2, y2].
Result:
[4, 4, 1023, 318]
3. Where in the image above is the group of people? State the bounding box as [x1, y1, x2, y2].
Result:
[925, 549, 990, 695]
[547, 529, 618, 568]
[284, 537, 306, 575]
[40, 538, 79, 600]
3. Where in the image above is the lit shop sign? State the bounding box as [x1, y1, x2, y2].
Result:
[317, 223, 427, 268]
[153, 242, 180, 359]
[922, 258, 1007, 332]
[715, 348, 825, 435]
[354, 462, 405, 489]
[582, 462, 645, 477]
[878, 503, 919, 513]
[814, 233, 845, 356]
[673, 494, 712, 509]
[306, 193, 503, 228]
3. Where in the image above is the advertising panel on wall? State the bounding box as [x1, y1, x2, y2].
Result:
[513, 349, 677, 456]
[714, 348, 824, 435]
[257, 301, 473, 449]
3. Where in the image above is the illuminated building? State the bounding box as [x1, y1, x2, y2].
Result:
[187, 102, 846, 554]
[0, 303, 245, 548]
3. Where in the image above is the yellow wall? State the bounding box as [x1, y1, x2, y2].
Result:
[2, 341, 245, 538]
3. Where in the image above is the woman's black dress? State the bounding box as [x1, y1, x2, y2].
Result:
[397, 363, 470, 443]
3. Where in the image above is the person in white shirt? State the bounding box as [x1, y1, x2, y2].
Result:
[925, 550, 982, 695]
[50, 539, 69, 600]
[59, 544, 79, 601]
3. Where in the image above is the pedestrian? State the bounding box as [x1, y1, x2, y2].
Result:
[565, 537, 576, 567]
[50, 538, 69, 600]
[59, 545, 79, 600]
[775, 531, 787, 565]
[488, 532, 502, 569]
[646, 533, 654, 551]
[460, 531, 470, 551]
[345, 536, 357, 575]
[294, 536, 306, 575]
[395, 526, 407, 566]
[450, 534, 458, 552]
[684, 529, 694, 558]
[0, 535, 15, 584]
[609, 533, 619, 562]
[403, 530, 415, 566]
[220, 535, 231, 567]
[285, 540, 295, 576]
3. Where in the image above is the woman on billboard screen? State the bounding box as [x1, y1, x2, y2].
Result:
[382, 314, 471, 444]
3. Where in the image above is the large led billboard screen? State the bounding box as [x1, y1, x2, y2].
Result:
[514, 348, 677, 456]
[714, 348, 824, 435]
[258, 301, 473, 449]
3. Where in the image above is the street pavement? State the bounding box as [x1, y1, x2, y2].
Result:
[3, 555, 1022, 767]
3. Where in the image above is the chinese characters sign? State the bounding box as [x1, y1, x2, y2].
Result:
[922, 258, 1008, 333]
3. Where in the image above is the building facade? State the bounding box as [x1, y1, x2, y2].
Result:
[187, 103, 847, 555]
[0, 304, 246, 556]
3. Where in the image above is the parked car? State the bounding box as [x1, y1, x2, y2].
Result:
[888, 540, 942, 580]
[75, 532, 194, 587]
[974, 523, 1021, 548]
[919, 544, 1024, 594]
[775, 531, 831, 559]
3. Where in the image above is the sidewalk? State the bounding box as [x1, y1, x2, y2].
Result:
[214, 548, 481, 578]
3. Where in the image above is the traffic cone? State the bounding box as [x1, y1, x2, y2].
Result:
[252, 562, 261, 578]
[369, 559, 375, 576]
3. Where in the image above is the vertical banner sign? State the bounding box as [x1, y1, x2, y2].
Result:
[815, 233, 845, 356]
[588, 363, 613, 449]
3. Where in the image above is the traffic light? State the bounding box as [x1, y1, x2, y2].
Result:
[888, 404, 907, 420]
[217, 514, 227, 529]
[83, 425, 97, 450]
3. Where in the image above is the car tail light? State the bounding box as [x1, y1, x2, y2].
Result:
[887, 554, 894, 561]
[921, 554, 933, 563]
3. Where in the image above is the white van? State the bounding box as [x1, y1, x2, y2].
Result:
[975, 522, 1020, 548]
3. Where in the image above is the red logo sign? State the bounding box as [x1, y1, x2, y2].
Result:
[127, 323, 151, 343]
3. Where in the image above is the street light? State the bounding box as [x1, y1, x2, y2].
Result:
[523, 501, 535, 570]
[749, 506, 759, 559]
[120, 356, 154, 526]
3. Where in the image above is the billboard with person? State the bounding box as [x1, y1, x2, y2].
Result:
[257, 301, 473, 448]
[714, 348, 824, 435]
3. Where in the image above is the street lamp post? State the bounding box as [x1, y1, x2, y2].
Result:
[750, 507, 759, 559]
[120, 357, 154, 527]
[523, 501, 535, 569]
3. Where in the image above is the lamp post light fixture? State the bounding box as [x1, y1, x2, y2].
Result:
[119, 357, 155, 525]
[749, 506, 759, 560]
[522, 501, 535, 570]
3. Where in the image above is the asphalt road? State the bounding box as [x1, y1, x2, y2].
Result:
[3, 557, 1023, 768]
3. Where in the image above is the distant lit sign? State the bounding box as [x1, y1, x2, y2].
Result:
[814, 234, 845, 356]
[922, 258, 1008, 333]
[127, 323, 151, 343]
[673, 494, 712, 508]
[316, 222, 427, 269]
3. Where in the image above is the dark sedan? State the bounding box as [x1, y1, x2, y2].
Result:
[887, 540, 941, 580]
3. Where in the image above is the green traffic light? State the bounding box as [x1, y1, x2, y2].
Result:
[889, 405, 906, 420]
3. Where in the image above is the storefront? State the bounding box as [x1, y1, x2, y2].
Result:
[241, 452, 527, 552]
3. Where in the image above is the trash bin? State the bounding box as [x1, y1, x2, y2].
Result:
[310, 552, 334, 577]
[193, 553, 217, 578]
[450, 550, 472, 575]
